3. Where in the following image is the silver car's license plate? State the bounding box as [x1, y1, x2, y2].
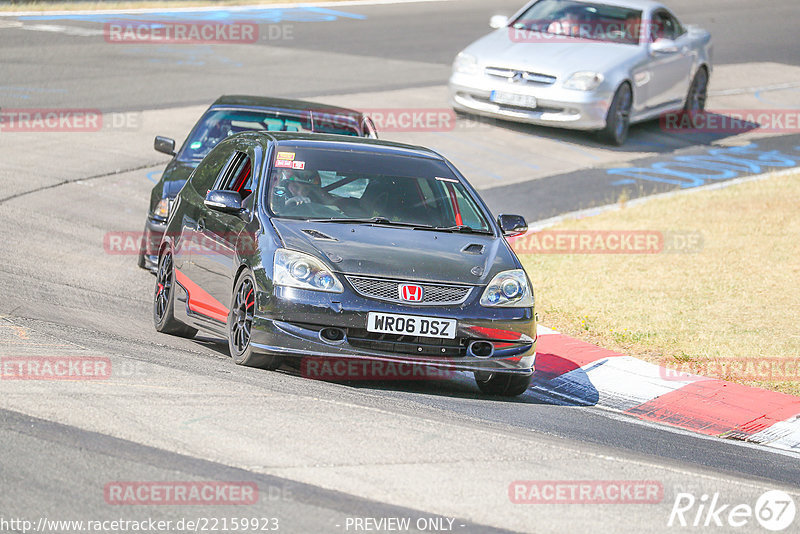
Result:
[367, 312, 456, 339]
[490, 91, 537, 109]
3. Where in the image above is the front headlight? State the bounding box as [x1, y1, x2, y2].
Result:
[153, 198, 171, 219]
[273, 249, 343, 293]
[480, 269, 534, 308]
[453, 52, 479, 75]
[563, 71, 605, 91]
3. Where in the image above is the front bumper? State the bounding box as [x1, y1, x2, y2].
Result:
[449, 71, 613, 131]
[138, 216, 167, 272]
[250, 285, 536, 376]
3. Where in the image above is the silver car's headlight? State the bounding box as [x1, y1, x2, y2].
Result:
[564, 71, 605, 91]
[480, 269, 534, 308]
[453, 52, 479, 75]
[273, 249, 343, 293]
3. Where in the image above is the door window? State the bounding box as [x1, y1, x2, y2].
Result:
[215, 151, 254, 201]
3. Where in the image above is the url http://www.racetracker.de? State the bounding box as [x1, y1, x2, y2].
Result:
[0, 516, 281, 533]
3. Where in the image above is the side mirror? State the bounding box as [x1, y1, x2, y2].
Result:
[204, 190, 243, 214]
[650, 38, 678, 55]
[489, 15, 509, 29]
[498, 214, 528, 237]
[154, 136, 176, 156]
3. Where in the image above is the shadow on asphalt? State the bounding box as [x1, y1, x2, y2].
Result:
[191, 337, 560, 405]
[458, 112, 759, 153]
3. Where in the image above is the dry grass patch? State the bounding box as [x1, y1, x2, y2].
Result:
[518, 171, 800, 395]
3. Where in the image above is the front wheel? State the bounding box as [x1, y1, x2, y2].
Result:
[153, 249, 197, 338]
[228, 271, 282, 370]
[684, 67, 708, 113]
[600, 83, 632, 146]
[474, 371, 532, 397]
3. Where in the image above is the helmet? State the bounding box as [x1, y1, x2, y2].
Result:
[279, 169, 320, 187]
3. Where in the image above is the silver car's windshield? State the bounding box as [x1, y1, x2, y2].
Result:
[267, 146, 492, 233]
[512, 0, 644, 45]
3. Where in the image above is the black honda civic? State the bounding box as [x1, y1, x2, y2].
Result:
[154, 131, 537, 396]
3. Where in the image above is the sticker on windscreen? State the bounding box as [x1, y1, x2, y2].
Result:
[292, 161, 305, 170]
[276, 151, 295, 161]
[275, 159, 293, 168]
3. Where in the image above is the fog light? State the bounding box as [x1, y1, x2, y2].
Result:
[469, 340, 494, 358]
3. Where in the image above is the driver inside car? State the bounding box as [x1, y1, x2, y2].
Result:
[281, 170, 327, 206]
[547, 8, 590, 37]
[271, 169, 372, 217]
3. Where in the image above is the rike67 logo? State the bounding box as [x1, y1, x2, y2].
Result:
[668, 490, 796, 531]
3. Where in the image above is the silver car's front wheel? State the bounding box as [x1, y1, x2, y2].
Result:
[600, 83, 632, 146]
[684, 68, 709, 113]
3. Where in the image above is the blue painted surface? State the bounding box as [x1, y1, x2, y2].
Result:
[18, 7, 366, 23]
[146, 170, 161, 183]
[607, 143, 800, 188]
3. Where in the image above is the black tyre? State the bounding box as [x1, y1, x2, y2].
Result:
[154, 249, 197, 338]
[228, 271, 282, 370]
[600, 83, 633, 146]
[684, 67, 708, 113]
[474, 371, 532, 397]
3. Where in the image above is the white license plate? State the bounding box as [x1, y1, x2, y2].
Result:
[366, 312, 456, 339]
[490, 91, 537, 108]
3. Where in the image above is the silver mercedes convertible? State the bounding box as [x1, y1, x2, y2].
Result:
[448, 0, 712, 145]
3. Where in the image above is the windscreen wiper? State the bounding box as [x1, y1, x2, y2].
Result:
[307, 217, 435, 229]
[421, 225, 494, 235]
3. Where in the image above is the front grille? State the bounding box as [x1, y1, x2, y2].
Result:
[485, 66, 557, 85]
[346, 276, 472, 306]
[346, 328, 467, 357]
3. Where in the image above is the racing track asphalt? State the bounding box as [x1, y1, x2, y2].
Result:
[1, 1, 799, 532]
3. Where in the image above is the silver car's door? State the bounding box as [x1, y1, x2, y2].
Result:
[644, 9, 694, 110]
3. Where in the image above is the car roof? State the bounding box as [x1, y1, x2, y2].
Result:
[211, 95, 365, 117]
[239, 131, 443, 160]
[568, 0, 667, 12]
[523, 0, 665, 12]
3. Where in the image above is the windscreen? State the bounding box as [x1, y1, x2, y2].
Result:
[512, 0, 644, 45]
[178, 109, 360, 161]
[267, 146, 491, 232]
